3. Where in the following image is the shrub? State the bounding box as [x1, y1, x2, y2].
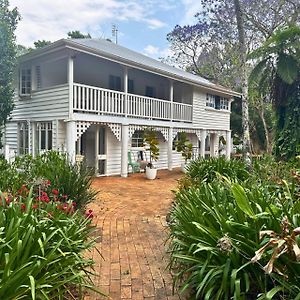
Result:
[0, 190, 100, 299]
[169, 179, 300, 299]
[184, 157, 250, 185]
[0, 151, 97, 209]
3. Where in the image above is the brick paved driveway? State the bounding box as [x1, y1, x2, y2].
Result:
[86, 169, 185, 300]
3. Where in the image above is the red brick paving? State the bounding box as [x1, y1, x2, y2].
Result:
[85, 169, 186, 300]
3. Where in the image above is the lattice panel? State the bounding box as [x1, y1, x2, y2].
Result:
[172, 128, 202, 141]
[106, 123, 121, 141]
[76, 122, 92, 141]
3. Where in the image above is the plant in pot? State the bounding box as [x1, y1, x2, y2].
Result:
[143, 128, 160, 180]
[175, 132, 193, 173]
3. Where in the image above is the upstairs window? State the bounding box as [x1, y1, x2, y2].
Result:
[20, 68, 31, 95]
[206, 94, 229, 110]
[206, 94, 215, 108]
[109, 75, 121, 91]
[18, 122, 29, 155]
[220, 97, 229, 110]
[36, 122, 52, 153]
[145, 86, 156, 98]
[36, 65, 42, 90]
[128, 79, 134, 94]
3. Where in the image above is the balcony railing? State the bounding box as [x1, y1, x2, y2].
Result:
[73, 83, 192, 122]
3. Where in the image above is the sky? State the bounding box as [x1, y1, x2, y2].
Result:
[10, 0, 202, 60]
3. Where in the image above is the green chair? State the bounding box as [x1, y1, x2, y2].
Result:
[128, 151, 140, 173]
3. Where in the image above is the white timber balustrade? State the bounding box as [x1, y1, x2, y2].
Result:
[73, 83, 193, 122]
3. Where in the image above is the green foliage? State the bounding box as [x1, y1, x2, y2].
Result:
[0, 192, 100, 299]
[169, 157, 300, 299]
[175, 132, 193, 163]
[67, 30, 91, 39]
[143, 128, 159, 168]
[33, 40, 51, 48]
[0, 151, 97, 209]
[184, 157, 250, 185]
[0, 0, 20, 139]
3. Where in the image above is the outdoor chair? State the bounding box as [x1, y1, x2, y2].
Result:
[128, 150, 141, 173]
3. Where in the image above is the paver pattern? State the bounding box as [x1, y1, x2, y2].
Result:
[86, 169, 185, 300]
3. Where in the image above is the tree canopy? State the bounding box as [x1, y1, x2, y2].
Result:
[0, 0, 20, 144]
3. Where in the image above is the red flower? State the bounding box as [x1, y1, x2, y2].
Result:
[21, 204, 26, 211]
[52, 189, 59, 196]
[85, 209, 94, 219]
[47, 180, 51, 186]
[62, 194, 68, 200]
[32, 204, 38, 209]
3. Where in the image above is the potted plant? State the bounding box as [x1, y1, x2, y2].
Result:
[143, 128, 159, 179]
[175, 132, 193, 173]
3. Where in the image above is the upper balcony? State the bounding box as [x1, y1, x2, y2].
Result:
[73, 83, 192, 122]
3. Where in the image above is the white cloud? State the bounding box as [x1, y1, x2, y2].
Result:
[10, 0, 169, 46]
[143, 44, 174, 60]
[179, 0, 203, 25]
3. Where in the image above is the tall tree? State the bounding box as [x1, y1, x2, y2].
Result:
[166, 0, 300, 154]
[250, 26, 300, 160]
[67, 30, 91, 39]
[0, 0, 19, 144]
[233, 0, 251, 160]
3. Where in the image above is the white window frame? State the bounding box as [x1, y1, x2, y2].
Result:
[20, 68, 32, 96]
[131, 130, 144, 148]
[18, 122, 29, 155]
[220, 97, 229, 110]
[36, 122, 53, 154]
[206, 94, 215, 108]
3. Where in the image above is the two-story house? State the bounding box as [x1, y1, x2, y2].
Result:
[3, 38, 240, 177]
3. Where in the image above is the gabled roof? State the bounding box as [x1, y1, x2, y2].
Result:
[19, 38, 241, 97]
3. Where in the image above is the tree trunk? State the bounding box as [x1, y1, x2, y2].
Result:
[258, 108, 271, 153]
[233, 0, 252, 164]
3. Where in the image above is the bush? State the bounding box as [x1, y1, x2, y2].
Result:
[0, 190, 100, 299]
[169, 157, 300, 299]
[184, 157, 250, 185]
[0, 151, 97, 209]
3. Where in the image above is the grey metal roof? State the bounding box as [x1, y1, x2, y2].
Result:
[66, 38, 239, 96]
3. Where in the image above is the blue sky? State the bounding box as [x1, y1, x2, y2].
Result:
[10, 0, 202, 59]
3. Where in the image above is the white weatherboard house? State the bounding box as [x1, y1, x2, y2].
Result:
[3, 38, 240, 177]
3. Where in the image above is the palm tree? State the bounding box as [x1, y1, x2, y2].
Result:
[249, 26, 300, 160]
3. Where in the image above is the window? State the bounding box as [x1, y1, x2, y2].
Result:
[18, 122, 29, 155]
[36, 65, 42, 90]
[206, 94, 229, 110]
[220, 97, 229, 110]
[20, 68, 31, 95]
[128, 79, 134, 94]
[206, 94, 215, 108]
[145, 86, 155, 98]
[131, 130, 144, 148]
[109, 75, 121, 91]
[36, 122, 52, 153]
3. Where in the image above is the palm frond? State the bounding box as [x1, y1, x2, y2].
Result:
[277, 54, 299, 84]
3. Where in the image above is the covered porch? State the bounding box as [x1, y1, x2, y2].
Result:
[65, 121, 232, 177]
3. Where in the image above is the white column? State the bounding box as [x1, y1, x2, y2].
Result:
[31, 122, 36, 157]
[200, 129, 207, 158]
[226, 130, 231, 160]
[95, 125, 99, 175]
[124, 66, 128, 117]
[68, 56, 74, 120]
[168, 127, 173, 171]
[210, 133, 219, 157]
[170, 80, 174, 121]
[66, 121, 76, 163]
[121, 124, 129, 177]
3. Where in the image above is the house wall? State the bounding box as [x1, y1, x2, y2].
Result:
[192, 87, 231, 129]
